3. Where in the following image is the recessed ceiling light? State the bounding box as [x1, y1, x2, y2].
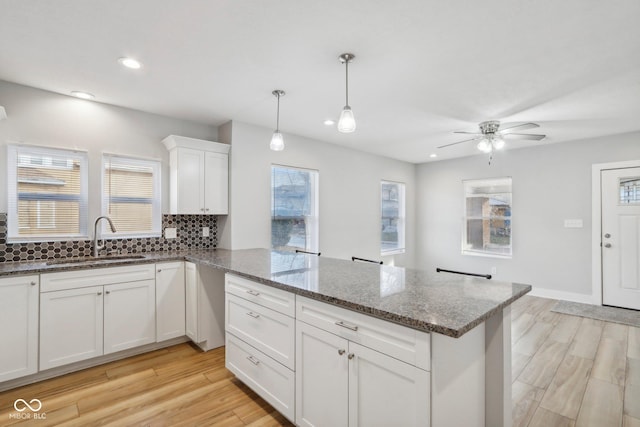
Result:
[429, 153, 437, 158]
[70, 91, 95, 100]
[118, 57, 142, 69]
[323, 119, 335, 126]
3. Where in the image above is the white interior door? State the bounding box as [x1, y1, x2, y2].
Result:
[602, 167, 640, 310]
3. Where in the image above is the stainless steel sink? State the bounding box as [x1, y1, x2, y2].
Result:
[46, 254, 147, 265]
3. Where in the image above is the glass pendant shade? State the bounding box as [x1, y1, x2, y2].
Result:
[338, 106, 356, 133]
[492, 135, 505, 150]
[477, 139, 492, 153]
[270, 131, 284, 151]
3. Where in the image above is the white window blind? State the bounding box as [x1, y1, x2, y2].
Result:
[101, 154, 161, 238]
[7, 144, 89, 242]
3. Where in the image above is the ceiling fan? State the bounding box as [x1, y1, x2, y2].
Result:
[438, 121, 546, 153]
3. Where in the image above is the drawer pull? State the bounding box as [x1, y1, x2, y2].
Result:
[335, 320, 358, 331]
[97, 292, 103, 296]
[338, 349, 346, 356]
[348, 353, 355, 360]
[247, 355, 260, 366]
[246, 289, 261, 297]
[30, 281, 37, 286]
[246, 312, 260, 319]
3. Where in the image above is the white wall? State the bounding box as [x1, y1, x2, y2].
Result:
[0, 80, 217, 218]
[416, 132, 640, 301]
[221, 121, 417, 267]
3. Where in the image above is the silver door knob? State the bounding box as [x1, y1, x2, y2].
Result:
[348, 353, 355, 360]
[30, 281, 36, 286]
[604, 233, 611, 238]
[338, 349, 346, 355]
[604, 243, 612, 248]
[97, 292, 102, 295]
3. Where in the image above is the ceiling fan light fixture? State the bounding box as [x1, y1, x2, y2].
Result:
[270, 89, 286, 151]
[337, 53, 356, 133]
[492, 135, 505, 150]
[477, 139, 492, 153]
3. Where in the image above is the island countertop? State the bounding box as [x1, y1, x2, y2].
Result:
[0, 248, 530, 337]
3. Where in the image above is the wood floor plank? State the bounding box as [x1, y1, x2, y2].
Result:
[602, 322, 629, 342]
[630, 327, 640, 360]
[624, 415, 640, 427]
[624, 384, 640, 419]
[233, 397, 277, 424]
[575, 378, 623, 427]
[548, 314, 582, 344]
[512, 351, 532, 381]
[512, 313, 536, 344]
[539, 355, 593, 419]
[529, 407, 575, 427]
[628, 358, 640, 387]
[592, 338, 627, 386]
[513, 321, 554, 356]
[245, 410, 294, 427]
[518, 339, 569, 388]
[104, 344, 196, 379]
[512, 380, 545, 427]
[569, 318, 604, 360]
[8, 404, 79, 427]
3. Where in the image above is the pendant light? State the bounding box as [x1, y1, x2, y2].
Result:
[338, 53, 356, 133]
[270, 90, 285, 151]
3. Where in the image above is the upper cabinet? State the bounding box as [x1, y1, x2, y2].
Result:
[163, 135, 230, 215]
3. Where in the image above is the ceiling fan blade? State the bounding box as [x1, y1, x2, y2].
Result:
[498, 123, 539, 134]
[453, 131, 482, 135]
[502, 133, 546, 141]
[437, 137, 481, 149]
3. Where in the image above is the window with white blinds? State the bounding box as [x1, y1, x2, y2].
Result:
[101, 154, 161, 238]
[7, 144, 89, 242]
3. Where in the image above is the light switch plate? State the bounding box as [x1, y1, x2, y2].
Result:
[165, 227, 177, 239]
[564, 219, 583, 228]
[202, 227, 210, 237]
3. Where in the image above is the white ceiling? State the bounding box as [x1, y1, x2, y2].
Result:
[1, 0, 639, 163]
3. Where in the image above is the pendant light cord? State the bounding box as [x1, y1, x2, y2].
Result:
[345, 60, 349, 107]
[276, 93, 280, 132]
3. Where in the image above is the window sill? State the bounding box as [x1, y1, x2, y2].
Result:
[381, 248, 406, 256]
[462, 250, 511, 260]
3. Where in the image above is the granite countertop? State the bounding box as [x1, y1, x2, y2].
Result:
[0, 248, 531, 338]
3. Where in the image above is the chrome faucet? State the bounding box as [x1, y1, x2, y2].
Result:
[93, 216, 117, 257]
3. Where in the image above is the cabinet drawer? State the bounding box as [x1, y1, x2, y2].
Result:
[41, 263, 156, 292]
[226, 294, 295, 370]
[297, 296, 431, 371]
[225, 274, 295, 317]
[226, 334, 294, 422]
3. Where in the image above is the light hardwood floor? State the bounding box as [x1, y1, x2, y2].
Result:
[0, 295, 638, 426]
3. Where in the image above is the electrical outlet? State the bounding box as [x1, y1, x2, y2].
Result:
[202, 227, 210, 237]
[165, 227, 177, 239]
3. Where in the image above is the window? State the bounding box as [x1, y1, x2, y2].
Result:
[271, 165, 319, 252]
[102, 154, 161, 237]
[463, 177, 512, 258]
[620, 177, 640, 204]
[381, 181, 405, 254]
[7, 144, 88, 242]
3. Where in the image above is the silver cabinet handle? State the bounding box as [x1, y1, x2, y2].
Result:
[157, 269, 162, 273]
[348, 353, 355, 360]
[30, 281, 36, 286]
[246, 312, 260, 319]
[106, 291, 111, 295]
[97, 292, 103, 295]
[200, 208, 205, 212]
[335, 320, 358, 331]
[246, 289, 260, 296]
[604, 233, 611, 238]
[604, 243, 612, 248]
[205, 208, 210, 211]
[338, 349, 346, 355]
[247, 355, 260, 365]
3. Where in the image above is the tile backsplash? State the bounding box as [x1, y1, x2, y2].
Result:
[0, 213, 217, 263]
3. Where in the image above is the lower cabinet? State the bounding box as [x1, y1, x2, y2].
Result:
[39, 264, 157, 370]
[0, 275, 39, 382]
[156, 262, 186, 342]
[296, 321, 431, 427]
[185, 262, 225, 351]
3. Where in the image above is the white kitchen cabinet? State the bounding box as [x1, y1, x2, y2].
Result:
[156, 262, 186, 342]
[39, 264, 156, 370]
[104, 279, 156, 354]
[0, 275, 39, 382]
[296, 296, 431, 427]
[185, 262, 225, 351]
[40, 285, 104, 370]
[163, 135, 230, 215]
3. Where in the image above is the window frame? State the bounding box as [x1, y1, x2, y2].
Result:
[462, 177, 513, 259]
[7, 144, 89, 243]
[380, 180, 406, 255]
[270, 164, 319, 253]
[101, 153, 162, 239]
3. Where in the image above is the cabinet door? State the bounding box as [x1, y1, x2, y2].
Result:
[156, 262, 186, 342]
[204, 151, 228, 214]
[348, 342, 430, 427]
[177, 147, 205, 214]
[296, 321, 349, 427]
[40, 286, 104, 370]
[185, 262, 199, 342]
[0, 275, 39, 382]
[104, 279, 156, 354]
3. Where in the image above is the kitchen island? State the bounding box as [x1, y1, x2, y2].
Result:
[0, 248, 529, 426]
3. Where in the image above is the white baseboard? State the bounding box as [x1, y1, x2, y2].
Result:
[527, 287, 595, 305]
